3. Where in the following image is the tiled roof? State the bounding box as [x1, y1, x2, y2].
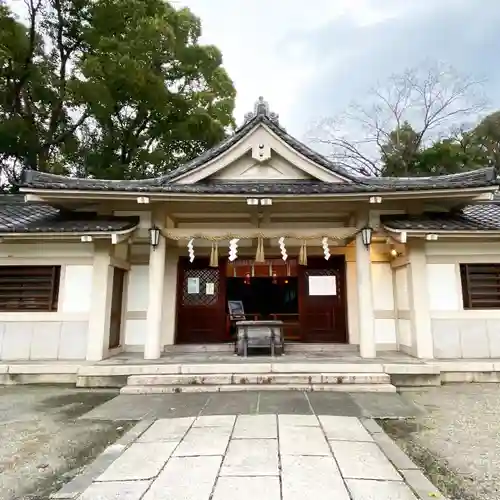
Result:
[21, 167, 499, 194]
[0, 195, 139, 234]
[382, 204, 500, 232]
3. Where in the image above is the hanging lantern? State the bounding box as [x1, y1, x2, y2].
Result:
[272, 271, 278, 285]
[361, 226, 373, 247]
[322, 237, 331, 261]
[187, 238, 195, 263]
[244, 272, 251, 285]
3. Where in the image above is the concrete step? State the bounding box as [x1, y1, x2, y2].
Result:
[126, 372, 391, 386]
[120, 383, 396, 394]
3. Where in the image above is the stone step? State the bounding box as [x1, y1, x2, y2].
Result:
[120, 383, 397, 394]
[126, 372, 391, 386]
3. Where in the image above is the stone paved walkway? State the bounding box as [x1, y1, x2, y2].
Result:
[54, 413, 445, 500]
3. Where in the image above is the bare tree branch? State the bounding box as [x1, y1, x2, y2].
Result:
[308, 62, 488, 176]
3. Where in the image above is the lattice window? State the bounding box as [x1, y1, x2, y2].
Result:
[0, 266, 61, 311]
[182, 268, 220, 306]
[461, 263, 500, 309]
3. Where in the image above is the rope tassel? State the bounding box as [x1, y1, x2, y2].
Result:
[209, 242, 219, 267]
[255, 236, 265, 263]
[298, 240, 308, 266]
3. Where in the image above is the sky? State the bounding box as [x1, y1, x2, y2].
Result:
[179, 0, 500, 137]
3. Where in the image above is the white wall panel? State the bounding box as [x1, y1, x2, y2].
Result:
[398, 319, 412, 347]
[61, 265, 93, 312]
[371, 263, 394, 310]
[127, 265, 149, 311]
[124, 319, 147, 345]
[375, 319, 397, 344]
[395, 267, 409, 310]
[426, 263, 460, 311]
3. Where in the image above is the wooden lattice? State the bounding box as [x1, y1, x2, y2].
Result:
[182, 268, 220, 306]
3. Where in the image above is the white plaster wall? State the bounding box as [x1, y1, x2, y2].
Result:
[375, 319, 397, 345]
[371, 262, 394, 311]
[124, 265, 149, 347]
[61, 265, 93, 312]
[395, 266, 409, 310]
[426, 263, 460, 311]
[0, 243, 93, 360]
[398, 319, 412, 348]
[424, 242, 500, 358]
[126, 265, 149, 312]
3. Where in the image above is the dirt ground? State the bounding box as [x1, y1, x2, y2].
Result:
[383, 383, 500, 500]
[0, 385, 133, 500]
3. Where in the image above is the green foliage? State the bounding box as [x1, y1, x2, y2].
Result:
[0, 0, 236, 184]
[380, 122, 487, 177]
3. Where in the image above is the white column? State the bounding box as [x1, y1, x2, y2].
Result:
[145, 232, 166, 359]
[407, 241, 434, 359]
[162, 248, 178, 347]
[86, 242, 113, 361]
[355, 227, 376, 358]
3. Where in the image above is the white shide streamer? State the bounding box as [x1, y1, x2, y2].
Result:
[278, 237, 288, 261]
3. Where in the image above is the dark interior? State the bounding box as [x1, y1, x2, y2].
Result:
[226, 277, 298, 318]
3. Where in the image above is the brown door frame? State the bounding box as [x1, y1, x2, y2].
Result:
[109, 267, 126, 349]
[298, 255, 348, 343]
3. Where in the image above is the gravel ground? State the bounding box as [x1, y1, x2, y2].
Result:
[382, 384, 500, 500]
[0, 385, 134, 500]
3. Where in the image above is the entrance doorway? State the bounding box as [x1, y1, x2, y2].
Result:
[175, 255, 348, 344]
[226, 276, 300, 340]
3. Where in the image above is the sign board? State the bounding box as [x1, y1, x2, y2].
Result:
[205, 282, 215, 295]
[187, 277, 200, 294]
[308, 275, 336, 296]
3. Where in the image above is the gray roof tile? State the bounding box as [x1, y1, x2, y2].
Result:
[21, 167, 499, 194]
[382, 204, 500, 231]
[0, 196, 138, 234]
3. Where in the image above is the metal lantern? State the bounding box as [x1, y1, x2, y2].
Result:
[360, 226, 373, 247]
[149, 225, 160, 249]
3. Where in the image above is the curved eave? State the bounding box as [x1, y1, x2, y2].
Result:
[383, 225, 500, 238]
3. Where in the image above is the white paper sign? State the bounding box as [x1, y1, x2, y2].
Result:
[206, 282, 215, 295]
[308, 275, 336, 296]
[187, 277, 200, 294]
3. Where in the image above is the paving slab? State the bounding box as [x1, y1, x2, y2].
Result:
[278, 414, 319, 427]
[79, 395, 154, 421]
[346, 479, 418, 500]
[96, 442, 177, 481]
[319, 415, 374, 442]
[281, 455, 350, 500]
[307, 392, 363, 416]
[143, 456, 222, 500]
[279, 425, 330, 456]
[232, 414, 277, 439]
[147, 393, 211, 418]
[212, 476, 281, 500]
[220, 438, 278, 476]
[330, 441, 402, 481]
[79, 480, 151, 500]
[173, 427, 232, 456]
[193, 415, 236, 428]
[258, 391, 311, 414]
[201, 392, 259, 415]
[351, 393, 423, 418]
[137, 417, 194, 442]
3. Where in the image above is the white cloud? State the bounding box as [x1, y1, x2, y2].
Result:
[179, 0, 416, 127]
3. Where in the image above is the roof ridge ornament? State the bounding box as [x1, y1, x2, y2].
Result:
[244, 96, 280, 125]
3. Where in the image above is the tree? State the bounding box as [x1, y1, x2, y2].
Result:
[310, 63, 487, 176]
[0, 0, 236, 185]
[469, 111, 500, 167]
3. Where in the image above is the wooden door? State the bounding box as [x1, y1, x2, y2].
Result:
[298, 256, 347, 343]
[176, 258, 227, 343]
[109, 267, 125, 349]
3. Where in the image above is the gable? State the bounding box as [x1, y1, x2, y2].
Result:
[211, 150, 313, 181]
[174, 123, 349, 185]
